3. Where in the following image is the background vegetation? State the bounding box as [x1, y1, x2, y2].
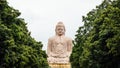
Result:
[0, 0, 49, 68]
[70, 0, 120, 68]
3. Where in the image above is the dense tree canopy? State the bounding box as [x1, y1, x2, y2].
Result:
[70, 0, 120, 68]
[0, 0, 49, 68]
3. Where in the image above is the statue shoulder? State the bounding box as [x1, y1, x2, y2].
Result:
[65, 36, 72, 41]
[48, 36, 56, 41]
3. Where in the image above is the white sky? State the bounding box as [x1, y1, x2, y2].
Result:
[8, 0, 103, 50]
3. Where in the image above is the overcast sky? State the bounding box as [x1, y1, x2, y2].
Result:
[8, 0, 103, 50]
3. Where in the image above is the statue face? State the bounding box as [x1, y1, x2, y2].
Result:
[56, 26, 65, 36]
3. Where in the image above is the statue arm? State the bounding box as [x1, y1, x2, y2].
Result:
[47, 38, 60, 57]
[47, 38, 52, 57]
[67, 38, 73, 57]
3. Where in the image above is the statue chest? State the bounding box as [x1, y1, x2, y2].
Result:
[52, 37, 67, 54]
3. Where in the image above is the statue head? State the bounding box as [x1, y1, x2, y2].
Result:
[55, 21, 66, 36]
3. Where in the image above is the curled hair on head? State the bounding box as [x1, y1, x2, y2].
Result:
[55, 21, 65, 31]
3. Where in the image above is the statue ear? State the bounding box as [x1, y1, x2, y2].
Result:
[55, 28, 57, 35]
[55, 28, 57, 32]
[64, 27, 66, 32]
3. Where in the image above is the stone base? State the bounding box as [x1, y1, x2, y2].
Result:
[49, 63, 71, 68]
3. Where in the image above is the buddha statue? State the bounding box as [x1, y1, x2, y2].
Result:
[47, 22, 72, 68]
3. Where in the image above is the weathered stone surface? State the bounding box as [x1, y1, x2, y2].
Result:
[47, 22, 72, 68]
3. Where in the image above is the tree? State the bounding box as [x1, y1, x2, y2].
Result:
[70, 0, 120, 68]
[0, 0, 49, 68]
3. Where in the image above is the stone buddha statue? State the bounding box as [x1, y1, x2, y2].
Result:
[47, 22, 72, 65]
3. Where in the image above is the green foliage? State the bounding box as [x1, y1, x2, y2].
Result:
[0, 0, 49, 68]
[70, 0, 120, 68]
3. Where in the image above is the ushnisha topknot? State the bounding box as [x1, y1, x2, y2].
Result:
[57, 21, 64, 26]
